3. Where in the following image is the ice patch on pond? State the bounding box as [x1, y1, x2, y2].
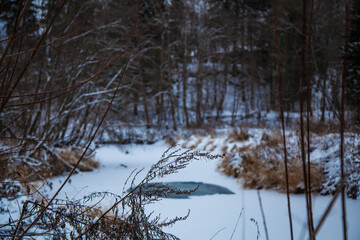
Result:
[129, 181, 235, 199]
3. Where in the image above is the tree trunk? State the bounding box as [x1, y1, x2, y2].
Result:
[320, 74, 326, 122]
[167, 29, 177, 131]
[249, 14, 255, 110]
[143, 96, 150, 129]
[196, 51, 203, 126]
[182, 24, 190, 128]
[217, 58, 228, 120]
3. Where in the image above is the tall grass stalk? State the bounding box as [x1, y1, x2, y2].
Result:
[274, 1, 294, 239]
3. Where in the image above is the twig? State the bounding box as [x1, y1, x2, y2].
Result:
[314, 182, 344, 235]
[209, 227, 227, 240]
[230, 208, 244, 240]
[250, 218, 260, 240]
[257, 190, 269, 240]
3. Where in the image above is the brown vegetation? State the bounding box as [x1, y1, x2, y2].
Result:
[56, 148, 99, 172]
[2, 148, 98, 198]
[217, 154, 240, 178]
[261, 132, 282, 148]
[165, 136, 178, 147]
[227, 128, 250, 142]
[218, 130, 325, 194]
[1, 148, 221, 239]
[306, 120, 340, 136]
[239, 153, 324, 193]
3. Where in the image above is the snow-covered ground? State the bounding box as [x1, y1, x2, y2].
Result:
[36, 141, 360, 240]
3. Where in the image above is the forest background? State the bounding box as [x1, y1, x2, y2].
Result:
[0, 0, 359, 239]
[0, 0, 359, 147]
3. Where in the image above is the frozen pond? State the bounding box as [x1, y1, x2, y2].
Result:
[41, 142, 360, 240]
[128, 181, 235, 199]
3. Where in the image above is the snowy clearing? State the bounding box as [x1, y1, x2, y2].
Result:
[34, 141, 360, 240]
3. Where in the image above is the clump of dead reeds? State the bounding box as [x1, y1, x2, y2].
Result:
[165, 136, 178, 147]
[227, 128, 250, 142]
[217, 154, 241, 178]
[260, 132, 282, 148]
[219, 130, 325, 194]
[55, 147, 99, 173]
[1, 147, 98, 199]
[239, 151, 324, 193]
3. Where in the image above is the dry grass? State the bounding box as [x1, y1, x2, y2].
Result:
[261, 132, 282, 148]
[56, 147, 99, 172]
[182, 136, 203, 150]
[208, 145, 217, 151]
[2, 147, 99, 198]
[203, 140, 214, 151]
[238, 144, 251, 153]
[181, 127, 330, 195]
[4, 148, 221, 239]
[239, 152, 324, 193]
[305, 120, 340, 136]
[187, 134, 203, 150]
[217, 154, 240, 178]
[205, 127, 218, 138]
[188, 144, 197, 149]
[219, 128, 325, 194]
[165, 136, 178, 147]
[13, 163, 50, 182]
[230, 145, 237, 153]
[227, 128, 250, 142]
[221, 146, 228, 154]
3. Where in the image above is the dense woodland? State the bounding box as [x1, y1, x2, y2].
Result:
[0, 0, 359, 186]
[0, 0, 359, 145]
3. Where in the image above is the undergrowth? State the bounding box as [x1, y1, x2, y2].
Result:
[173, 126, 360, 198]
[218, 131, 325, 193]
[0, 148, 222, 239]
[0, 147, 98, 199]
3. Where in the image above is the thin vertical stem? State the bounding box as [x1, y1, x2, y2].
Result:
[340, 0, 349, 239]
[299, 0, 312, 238]
[306, 0, 315, 238]
[315, 182, 344, 235]
[257, 190, 269, 240]
[274, 1, 294, 239]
